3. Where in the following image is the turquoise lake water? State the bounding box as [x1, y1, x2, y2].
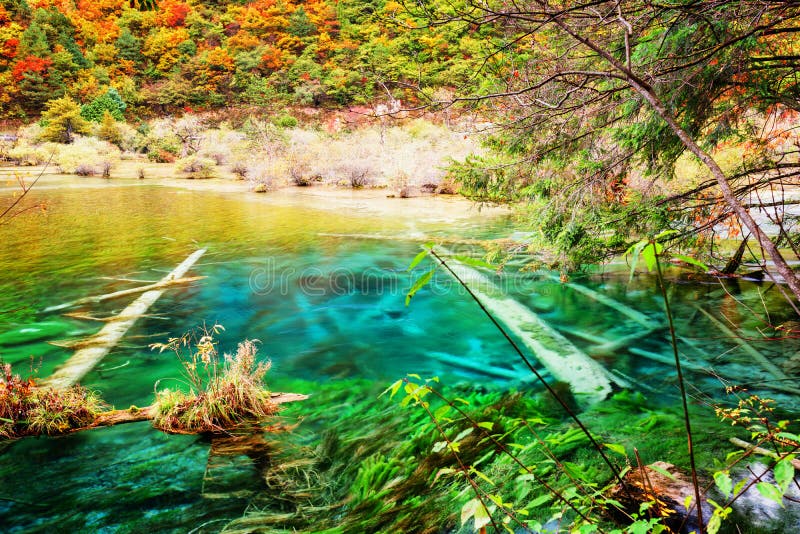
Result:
[0, 179, 798, 532]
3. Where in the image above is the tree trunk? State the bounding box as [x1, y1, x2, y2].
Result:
[87, 393, 309, 431]
[549, 11, 800, 306]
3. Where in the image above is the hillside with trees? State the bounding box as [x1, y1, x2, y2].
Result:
[0, 0, 490, 116]
[3, 0, 800, 283]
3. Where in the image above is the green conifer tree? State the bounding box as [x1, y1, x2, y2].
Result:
[98, 110, 123, 146]
[40, 96, 90, 143]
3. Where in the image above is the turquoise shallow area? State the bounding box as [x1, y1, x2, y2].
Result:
[0, 182, 798, 531]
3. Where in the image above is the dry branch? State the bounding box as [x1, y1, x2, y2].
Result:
[729, 437, 800, 470]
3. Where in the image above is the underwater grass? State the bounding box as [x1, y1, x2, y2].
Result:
[0, 363, 105, 439]
[219, 376, 754, 534]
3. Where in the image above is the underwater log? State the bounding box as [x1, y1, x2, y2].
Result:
[44, 276, 205, 313]
[547, 275, 661, 330]
[693, 305, 798, 392]
[432, 251, 622, 406]
[427, 350, 537, 382]
[41, 249, 207, 390]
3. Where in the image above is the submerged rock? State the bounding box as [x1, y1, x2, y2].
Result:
[727, 461, 800, 532]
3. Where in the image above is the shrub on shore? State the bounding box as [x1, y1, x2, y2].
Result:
[176, 155, 218, 179]
[53, 137, 121, 175]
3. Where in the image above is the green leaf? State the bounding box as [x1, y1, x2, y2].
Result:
[707, 513, 722, 534]
[642, 242, 663, 272]
[453, 254, 495, 270]
[654, 229, 679, 240]
[461, 497, 490, 528]
[756, 482, 784, 506]
[379, 379, 403, 399]
[672, 254, 709, 272]
[604, 442, 627, 456]
[684, 495, 692, 511]
[434, 405, 451, 420]
[471, 468, 494, 486]
[774, 456, 795, 492]
[628, 519, 657, 534]
[528, 494, 551, 507]
[407, 249, 430, 271]
[477, 421, 495, 431]
[473, 500, 491, 530]
[648, 463, 677, 481]
[487, 494, 503, 507]
[714, 471, 733, 498]
[625, 240, 648, 281]
[454, 427, 474, 442]
[405, 268, 435, 306]
[461, 497, 478, 525]
[562, 461, 591, 482]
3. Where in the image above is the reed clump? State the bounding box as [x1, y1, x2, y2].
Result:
[0, 363, 104, 439]
[151, 334, 277, 434]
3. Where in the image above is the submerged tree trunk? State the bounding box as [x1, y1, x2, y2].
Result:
[722, 238, 749, 275]
[42, 249, 207, 389]
[431, 250, 624, 406]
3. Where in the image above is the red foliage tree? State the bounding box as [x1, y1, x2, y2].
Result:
[11, 55, 53, 82]
[1, 38, 19, 60]
[158, 0, 190, 28]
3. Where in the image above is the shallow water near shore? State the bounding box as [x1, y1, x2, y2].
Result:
[1, 177, 799, 532]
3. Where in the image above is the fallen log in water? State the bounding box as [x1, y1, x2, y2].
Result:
[0, 392, 309, 442]
[62, 311, 169, 322]
[693, 305, 799, 394]
[44, 275, 205, 313]
[628, 347, 708, 373]
[431, 251, 624, 406]
[628, 347, 800, 396]
[90, 393, 309, 430]
[588, 329, 657, 356]
[427, 351, 538, 382]
[41, 249, 207, 389]
[546, 275, 661, 330]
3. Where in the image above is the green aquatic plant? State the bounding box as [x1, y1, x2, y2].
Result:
[150, 327, 277, 433]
